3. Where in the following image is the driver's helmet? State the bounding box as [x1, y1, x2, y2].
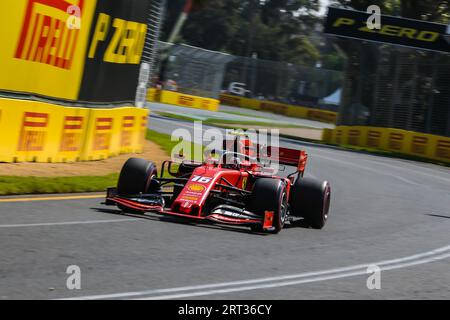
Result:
[237, 136, 255, 158]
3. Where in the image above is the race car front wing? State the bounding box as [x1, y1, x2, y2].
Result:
[105, 188, 274, 230]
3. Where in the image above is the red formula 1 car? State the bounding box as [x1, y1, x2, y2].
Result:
[105, 137, 331, 234]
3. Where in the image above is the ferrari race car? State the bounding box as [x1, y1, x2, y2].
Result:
[105, 137, 331, 234]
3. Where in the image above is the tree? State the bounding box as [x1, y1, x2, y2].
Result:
[162, 0, 322, 65]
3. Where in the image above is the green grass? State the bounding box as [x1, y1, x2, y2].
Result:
[219, 110, 270, 119]
[0, 174, 118, 196]
[155, 111, 310, 129]
[154, 112, 204, 122]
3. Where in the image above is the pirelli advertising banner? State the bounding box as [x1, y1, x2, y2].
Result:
[0, 0, 151, 103]
[324, 7, 450, 53]
[78, 0, 150, 102]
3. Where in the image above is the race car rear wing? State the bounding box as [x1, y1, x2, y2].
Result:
[221, 139, 308, 174]
[261, 145, 308, 174]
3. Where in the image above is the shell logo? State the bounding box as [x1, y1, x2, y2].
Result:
[188, 184, 206, 192]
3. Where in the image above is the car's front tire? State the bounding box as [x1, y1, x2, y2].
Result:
[117, 158, 157, 196]
[116, 158, 158, 214]
[249, 178, 288, 234]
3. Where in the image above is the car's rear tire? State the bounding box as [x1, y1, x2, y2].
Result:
[117, 158, 157, 195]
[249, 178, 288, 234]
[290, 177, 330, 229]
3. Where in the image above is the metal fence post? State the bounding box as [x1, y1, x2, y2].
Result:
[135, 0, 166, 108]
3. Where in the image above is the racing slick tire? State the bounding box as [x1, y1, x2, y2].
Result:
[117, 158, 158, 214]
[249, 178, 288, 234]
[290, 177, 330, 229]
[117, 158, 158, 196]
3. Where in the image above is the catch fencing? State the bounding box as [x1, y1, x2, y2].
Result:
[222, 56, 343, 112]
[337, 41, 450, 138]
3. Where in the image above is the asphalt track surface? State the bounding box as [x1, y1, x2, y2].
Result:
[1, 109, 449, 299]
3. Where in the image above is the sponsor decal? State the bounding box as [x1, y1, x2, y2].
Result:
[178, 95, 195, 107]
[324, 7, 450, 53]
[88, 12, 147, 64]
[260, 102, 288, 115]
[191, 175, 212, 184]
[121, 115, 135, 147]
[60, 116, 84, 152]
[139, 115, 147, 145]
[436, 140, 450, 159]
[180, 195, 200, 202]
[93, 117, 112, 151]
[242, 177, 248, 190]
[187, 184, 206, 193]
[388, 132, 404, 151]
[220, 94, 242, 106]
[18, 112, 49, 151]
[348, 129, 361, 146]
[411, 136, 428, 155]
[15, 0, 85, 69]
[201, 99, 211, 109]
[367, 130, 382, 148]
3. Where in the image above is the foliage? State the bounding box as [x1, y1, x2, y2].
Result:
[163, 0, 322, 66]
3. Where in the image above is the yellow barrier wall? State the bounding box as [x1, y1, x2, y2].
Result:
[219, 94, 337, 124]
[148, 89, 219, 112]
[0, 98, 148, 163]
[323, 126, 450, 164]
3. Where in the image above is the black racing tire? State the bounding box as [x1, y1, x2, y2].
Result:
[249, 178, 288, 234]
[290, 177, 331, 229]
[117, 158, 157, 196]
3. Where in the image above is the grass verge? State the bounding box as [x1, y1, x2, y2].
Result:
[155, 111, 310, 129]
[146, 129, 204, 162]
[219, 110, 270, 119]
[0, 174, 118, 196]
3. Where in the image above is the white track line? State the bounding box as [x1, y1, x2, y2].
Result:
[63, 244, 450, 300]
[136, 252, 450, 300]
[0, 218, 141, 228]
